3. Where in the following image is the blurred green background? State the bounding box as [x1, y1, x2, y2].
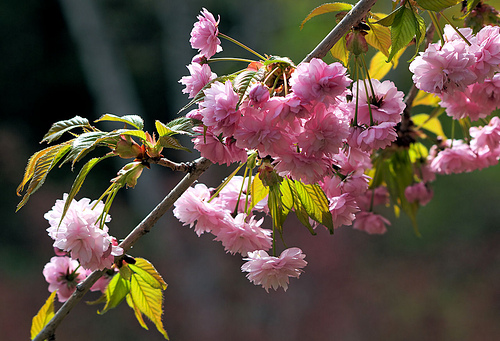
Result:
[2, 0, 500, 340]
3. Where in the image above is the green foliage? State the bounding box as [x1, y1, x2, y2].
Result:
[416, 0, 461, 12]
[31, 291, 57, 340]
[41, 115, 91, 144]
[233, 68, 265, 109]
[300, 2, 353, 30]
[95, 114, 144, 130]
[100, 258, 169, 339]
[412, 113, 447, 138]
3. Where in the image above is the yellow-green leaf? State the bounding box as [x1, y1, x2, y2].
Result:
[17, 142, 73, 211]
[330, 34, 349, 66]
[126, 293, 149, 329]
[281, 179, 316, 235]
[413, 90, 440, 107]
[368, 51, 393, 80]
[99, 273, 129, 314]
[31, 291, 56, 340]
[408, 142, 429, 163]
[416, 0, 461, 12]
[293, 181, 333, 233]
[41, 115, 91, 144]
[366, 21, 391, 57]
[249, 175, 269, 214]
[95, 114, 144, 130]
[129, 258, 167, 290]
[412, 113, 446, 138]
[129, 273, 169, 339]
[300, 2, 353, 29]
[155, 121, 174, 136]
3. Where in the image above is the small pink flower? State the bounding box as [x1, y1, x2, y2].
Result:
[213, 214, 272, 255]
[241, 247, 307, 292]
[189, 8, 222, 58]
[348, 79, 405, 125]
[43, 256, 87, 302]
[179, 62, 217, 98]
[405, 182, 433, 206]
[248, 83, 270, 107]
[429, 140, 478, 174]
[348, 122, 398, 152]
[201, 80, 240, 137]
[290, 58, 351, 105]
[470, 116, 500, 154]
[273, 149, 331, 185]
[173, 183, 230, 236]
[329, 193, 359, 229]
[409, 41, 477, 95]
[296, 103, 349, 157]
[439, 88, 491, 121]
[353, 211, 390, 235]
[192, 127, 246, 165]
[471, 25, 500, 81]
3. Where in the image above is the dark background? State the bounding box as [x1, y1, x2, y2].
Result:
[2, 0, 500, 340]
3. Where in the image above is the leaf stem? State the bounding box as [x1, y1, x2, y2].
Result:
[218, 33, 267, 60]
[440, 12, 472, 46]
[208, 57, 256, 64]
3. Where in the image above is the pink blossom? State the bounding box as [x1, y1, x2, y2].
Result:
[248, 83, 270, 107]
[201, 80, 240, 136]
[471, 25, 500, 80]
[353, 211, 390, 235]
[43, 256, 87, 302]
[442, 25, 475, 44]
[329, 193, 359, 228]
[192, 126, 247, 165]
[357, 186, 389, 211]
[273, 149, 331, 184]
[90, 269, 117, 293]
[296, 103, 349, 157]
[213, 214, 272, 255]
[348, 79, 405, 125]
[213, 175, 248, 214]
[332, 146, 372, 174]
[241, 247, 307, 292]
[405, 182, 433, 206]
[429, 140, 478, 174]
[264, 94, 312, 124]
[179, 62, 216, 98]
[173, 183, 230, 236]
[409, 41, 477, 95]
[289, 58, 350, 105]
[470, 116, 500, 154]
[189, 8, 222, 58]
[439, 88, 491, 121]
[348, 122, 398, 152]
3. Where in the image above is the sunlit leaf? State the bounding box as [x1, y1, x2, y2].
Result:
[41, 116, 91, 144]
[129, 258, 167, 290]
[408, 142, 429, 163]
[281, 179, 316, 235]
[268, 183, 288, 234]
[60, 132, 109, 166]
[165, 117, 196, 136]
[300, 2, 353, 29]
[368, 51, 393, 80]
[374, 6, 401, 27]
[262, 56, 295, 67]
[157, 135, 190, 152]
[411, 10, 426, 59]
[129, 273, 169, 339]
[412, 113, 447, 137]
[126, 294, 148, 329]
[412, 90, 440, 107]
[416, 0, 461, 12]
[330, 34, 349, 66]
[366, 21, 391, 57]
[95, 114, 144, 130]
[249, 175, 269, 214]
[99, 272, 130, 314]
[31, 291, 56, 340]
[233, 68, 265, 109]
[388, 6, 416, 62]
[17, 142, 73, 211]
[293, 181, 333, 233]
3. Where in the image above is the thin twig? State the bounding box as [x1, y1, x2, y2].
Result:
[301, 0, 377, 63]
[33, 157, 212, 341]
[147, 157, 192, 172]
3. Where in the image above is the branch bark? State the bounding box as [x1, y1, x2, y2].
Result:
[35, 1, 378, 338]
[301, 0, 377, 63]
[33, 157, 212, 341]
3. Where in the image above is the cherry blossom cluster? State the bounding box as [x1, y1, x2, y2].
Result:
[42, 194, 121, 301]
[174, 8, 414, 291]
[410, 24, 500, 175]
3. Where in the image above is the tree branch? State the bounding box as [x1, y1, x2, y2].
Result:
[33, 157, 213, 341]
[301, 0, 377, 63]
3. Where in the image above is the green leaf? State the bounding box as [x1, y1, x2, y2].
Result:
[281, 179, 316, 235]
[249, 175, 269, 214]
[165, 117, 196, 136]
[262, 56, 296, 67]
[416, 0, 461, 12]
[17, 142, 73, 211]
[129, 258, 168, 290]
[155, 121, 174, 137]
[374, 6, 402, 27]
[411, 10, 426, 59]
[293, 181, 333, 233]
[459, 0, 481, 19]
[129, 273, 169, 339]
[268, 182, 288, 234]
[60, 154, 114, 225]
[99, 272, 130, 314]
[330, 34, 349, 66]
[61, 132, 109, 166]
[412, 90, 440, 107]
[300, 2, 353, 29]
[388, 6, 416, 62]
[412, 113, 447, 137]
[31, 291, 56, 340]
[366, 21, 392, 57]
[126, 294, 149, 330]
[95, 114, 144, 130]
[408, 142, 429, 163]
[41, 116, 91, 144]
[233, 68, 265, 109]
[157, 135, 190, 152]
